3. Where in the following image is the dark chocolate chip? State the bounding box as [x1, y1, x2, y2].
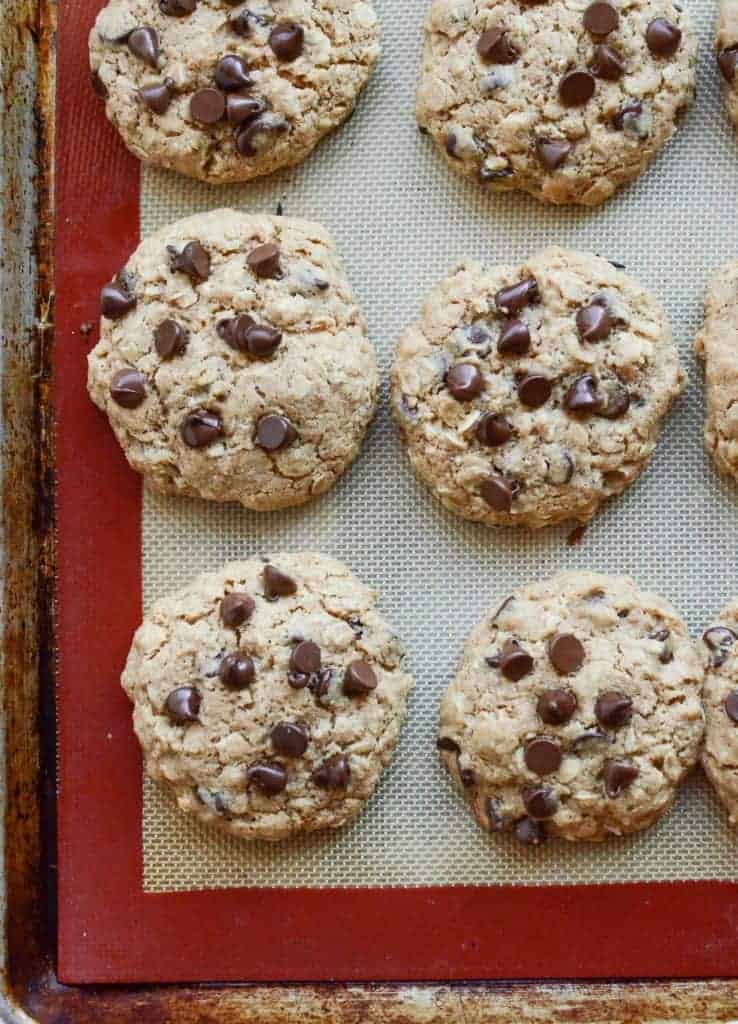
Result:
[271, 721, 309, 757]
[227, 93, 266, 125]
[128, 26, 159, 67]
[221, 591, 255, 627]
[479, 162, 513, 182]
[522, 785, 559, 819]
[101, 277, 136, 319]
[291, 640, 321, 675]
[591, 44, 625, 80]
[537, 688, 577, 725]
[245, 323, 283, 357]
[263, 564, 297, 600]
[110, 368, 146, 409]
[91, 70, 108, 98]
[160, 0, 197, 14]
[247, 761, 287, 796]
[548, 633, 585, 674]
[343, 659, 378, 696]
[219, 651, 255, 689]
[476, 28, 517, 64]
[595, 691, 633, 729]
[559, 69, 596, 106]
[613, 101, 646, 134]
[269, 22, 305, 61]
[190, 88, 226, 124]
[140, 80, 173, 114]
[703, 626, 737, 667]
[181, 408, 223, 448]
[256, 413, 297, 452]
[495, 278, 539, 315]
[217, 314, 254, 350]
[515, 816, 547, 845]
[564, 373, 600, 414]
[603, 759, 639, 798]
[718, 45, 738, 82]
[459, 767, 476, 788]
[476, 413, 513, 447]
[229, 12, 252, 36]
[168, 240, 211, 281]
[236, 115, 288, 157]
[165, 686, 201, 723]
[577, 299, 612, 341]
[499, 639, 534, 681]
[725, 691, 738, 723]
[437, 736, 461, 753]
[497, 318, 530, 354]
[447, 362, 484, 401]
[646, 17, 682, 57]
[583, 1, 618, 35]
[215, 55, 253, 91]
[517, 374, 551, 409]
[535, 138, 572, 170]
[247, 242, 281, 278]
[154, 318, 187, 358]
[571, 728, 611, 750]
[524, 737, 563, 775]
[312, 753, 350, 789]
[480, 474, 519, 512]
[596, 379, 631, 419]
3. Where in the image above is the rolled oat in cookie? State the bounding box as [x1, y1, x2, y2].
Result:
[122, 552, 414, 841]
[88, 209, 379, 511]
[438, 572, 704, 844]
[699, 602, 738, 825]
[716, 0, 738, 130]
[416, 0, 697, 205]
[391, 247, 684, 529]
[694, 261, 738, 483]
[89, 0, 380, 183]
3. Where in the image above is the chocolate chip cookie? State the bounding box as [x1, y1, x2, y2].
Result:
[694, 261, 738, 483]
[716, 0, 738, 129]
[87, 210, 378, 510]
[438, 572, 704, 844]
[391, 247, 684, 528]
[123, 553, 414, 840]
[89, 0, 380, 183]
[416, 0, 697, 205]
[700, 602, 738, 825]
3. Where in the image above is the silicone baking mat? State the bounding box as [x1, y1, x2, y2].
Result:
[55, 0, 738, 985]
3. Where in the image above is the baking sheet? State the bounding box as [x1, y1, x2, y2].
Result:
[138, 0, 738, 892]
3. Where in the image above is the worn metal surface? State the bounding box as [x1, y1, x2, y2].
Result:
[1, 0, 737, 1018]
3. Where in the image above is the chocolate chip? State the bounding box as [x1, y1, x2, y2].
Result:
[479, 162, 513, 182]
[308, 668, 333, 703]
[595, 691, 633, 729]
[247, 242, 281, 278]
[219, 651, 255, 689]
[499, 639, 534, 681]
[486, 796, 506, 831]
[577, 299, 613, 341]
[646, 17, 682, 57]
[515, 816, 547, 845]
[591, 44, 625, 80]
[165, 686, 201, 723]
[169, 240, 211, 282]
[603, 759, 639, 798]
[343, 659, 378, 696]
[229, 12, 252, 36]
[269, 22, 305, 61]
[181, 408, 223, 447]
[548, 633, 585, 674]
[217, 314, 253, 351]
[522, 785, 558, 819]
[518, 374, 551, 409]
[447, 363, 484, 401]
[271, 721, 309, 757]
[571, 728, 611, 750]
[101, 277, 136, 319]
[445, 132, 461, 159]
[128, 26, 159, 67]
[437, 736, 461, 753]
[476, 28, 517, 63]
[312, 753, 350, 789]
[110, 368, 146, 408]
[725, 691, 738, 723]
[718, 45, 738, 82]
[140, 81, 173, 114]
[459, 767, 476, 788]
[650, 628, 674, 664]
[190, 88, 226, 124]
[291, 640, 321, 675]
[256, 413, 297, 452]
[535, 138, 572, 170]
[613, 101, 647, 135]
[564, 374, 600, 415]
[703, 626, 737, 667]
[559, 70, 596, 106]
[221, 592, 255, 627]
[263, 564, 297, 600]
[245, 323, 283, 357]
[524, 737, 562, 775]
[476, 413, 513, 447]
[596, 379, 630, 419]
[247, 761, 287, 796]
[495, 278, 538, 315]
[160, 0, 196, 13]
[537, 688, 577, 725]
[583, 1, 618, 34]
[497, 318, 530, 354]
[227, 93, 266, 125]
[154, 318, 187, 358]
[480, 474, 518, 512]
[236, 115, 288, 157]
[91, 70, 108, 98]
[215, 55, 253, 91]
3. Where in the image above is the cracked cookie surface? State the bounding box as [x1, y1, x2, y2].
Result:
[416, 0, 696, 205]
[87, 209, 379, 510]
[391, 247, 683, 529]
[123, 552, 414, 840]
[438, 571, 704, 844]
[89, 0, 380, 183]
[700, 601, 738, 825]
[694, 261, 738, 483]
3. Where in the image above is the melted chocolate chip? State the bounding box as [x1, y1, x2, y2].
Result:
[548, 633, 585, 674]
[476, 28, 517, 63]
[269, 22, 305, 61]
[495, 278, 539, 315]
[564, 373, 600, 414]
[613, 101, 647, 135]
[535, 138, 572, 170]
[703, 626, 737, 667]
[725, 691, 738, 723]
[515, 816, 547, 845]
[263, 564, 297, 600]
[646, 17, 682, 57]
[219, 651, 255, 689]
[215, 55, 253, 91]
[181, 408, 223, 448]
[497, 318, 530, 354]
[312, 753, 350, 789]
[128, 26, 159, 67]
[271, 721, 309, 757]
[524, 737, 563, 775]
[169, 240, 211, 281]
[476, 413, 513, 447]
[91, 70, 108, 98]
[247, 242, 281, 278]
[571, 729, 612, 750]
[559, 69, 596, 106]
[480, 474, 519, 512]
[190, 88, 226, 124]
[577, 299, 612, 341]
[110, 368, 146, 408]
[603, 759, 639, 798]
[140, 80, 173, 114]
[459, 767, 476, 788]
[343, 660, 378, 696]
[591, 44, 625, 80]
[499, 639, 534, 681]
[437, 736, 461, 753]
[517, 374, 551, 409]
[165, 686, 201, 723]
[537, 688, 577, 725]
[718, 45, 738, 82]
[522, 785, 558, 819]
[595, 691, 633, 729]
[154, 318, 187, 358]
[447, 363, 484, 401]
[247, 761, 287, 796]
[236, 115, 288, 157]
[256, 414, 297, 452]
[596, 379, 631, 419]
[221, 592, 255, 627]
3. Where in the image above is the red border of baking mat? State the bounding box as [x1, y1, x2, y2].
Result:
[55, 0, 738, 985]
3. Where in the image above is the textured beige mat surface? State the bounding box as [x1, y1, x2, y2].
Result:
[139, 0, 738, 892]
